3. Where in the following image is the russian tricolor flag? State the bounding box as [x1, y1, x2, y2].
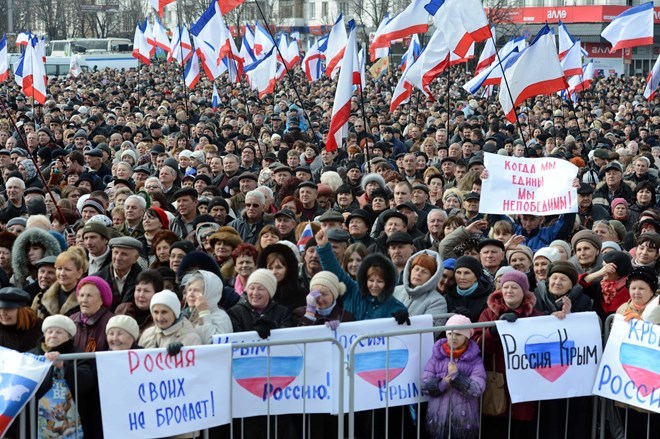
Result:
[370, 0, 429, 62]
[297, 222, 315, 253]
[601, 1, 654, 52]
[499, 25, 568, 123]
[212, 83, 220, 111]
[0, 34, 8, 82]
[400, 35, 421, 72]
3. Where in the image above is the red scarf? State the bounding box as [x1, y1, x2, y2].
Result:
[600, 277, 627, 305]
[442, 342, 468, 359]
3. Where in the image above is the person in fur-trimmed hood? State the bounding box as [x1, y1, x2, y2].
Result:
[315, 229, 407, 321]
[473, 270, 545, 436]
[394, 249, 448, 327]
[11, 227, 62, 288]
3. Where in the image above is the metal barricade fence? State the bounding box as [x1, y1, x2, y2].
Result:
[598, 314, 657, 439]
[13, 318, 637, 439]
[346, 320, 601, 439]
[14, 336, 345, 439]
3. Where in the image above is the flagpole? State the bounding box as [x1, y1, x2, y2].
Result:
[174, 10, 192, 145]
[445, 65, 450, 148]
[489, 34, 527, 152]
[0, 97, 72, 232]
[252, 0, 319, 146]
[357, 83, 372, 174]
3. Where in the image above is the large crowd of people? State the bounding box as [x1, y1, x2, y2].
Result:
[0, 58, 659, 438]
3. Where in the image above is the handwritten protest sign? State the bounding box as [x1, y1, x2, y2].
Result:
[495, 312, 602, 403]
[593, 315, 660, 413]
[214, 325, 333, 417]
[332, 315, 434, 412]
[96, 345, 232, 438]
[0, 348, 51, 437]
[481, 152, 578, 215]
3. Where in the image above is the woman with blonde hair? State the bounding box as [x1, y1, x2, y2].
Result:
[32, 247, 88, 318]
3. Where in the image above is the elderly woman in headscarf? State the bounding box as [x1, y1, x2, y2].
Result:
[569, 230, 603, 274]
[19, 158, 41, 188]
[181, 270, 233, 343]
[70, 276, 114, 352]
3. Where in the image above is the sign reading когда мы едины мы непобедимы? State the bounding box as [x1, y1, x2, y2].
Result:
[480, 152, 579, 216]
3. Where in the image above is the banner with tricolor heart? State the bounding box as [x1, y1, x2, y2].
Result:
[593, 315, 660, 413]
[495, 312, 602, 403]
[214, 325, 333, 417]
[331, 315, 434, 413]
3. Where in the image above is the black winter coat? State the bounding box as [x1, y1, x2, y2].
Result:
[30, 339, 103, 437]
[0, 319, 42, 352]
[227, 295, 294, 333]
[444, 277, 493, 322]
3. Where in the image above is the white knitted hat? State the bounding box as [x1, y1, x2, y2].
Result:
[150, 289, 182, 318]
[310, 271, 347, 299]
[42, 315, 76, 338]
[247, 269, 278, 298]
[106, 315, 140, 341]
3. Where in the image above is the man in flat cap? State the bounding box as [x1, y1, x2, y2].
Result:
[96, 237, 143, 310]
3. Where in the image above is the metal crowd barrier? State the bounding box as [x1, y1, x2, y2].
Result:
[16, 315, 657, 439]
[598, 314, 657, 439]
[14, 336, 345, 439]
[346, 319, 601, 439]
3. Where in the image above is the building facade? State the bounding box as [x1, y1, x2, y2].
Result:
[486, 0, 660, 75]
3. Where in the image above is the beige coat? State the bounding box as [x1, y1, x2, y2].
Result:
[138, 317, 202, 348]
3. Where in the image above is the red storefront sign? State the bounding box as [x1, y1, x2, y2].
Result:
[489, 6, 660, 24]
[584, 43, 632, 59]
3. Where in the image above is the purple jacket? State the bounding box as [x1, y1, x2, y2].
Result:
[421, 338, 486, 439]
